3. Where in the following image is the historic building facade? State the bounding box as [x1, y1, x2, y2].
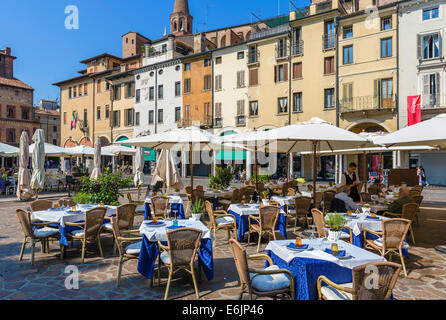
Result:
[34, 100, 60, 146]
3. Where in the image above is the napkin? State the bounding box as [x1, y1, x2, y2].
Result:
[324, 249, 346, 257]
[146, 221, 165, 226]
[287, 243, 309, 250]
[167, 225, 186, 230]
[366, 216, 380, 220]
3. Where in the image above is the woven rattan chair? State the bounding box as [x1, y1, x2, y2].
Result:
[205, 201, 237, 247]
[288, 188, 296, 196]
[314, 191, 323, 210]
[411, 186, 423, 193]
[412, 195, 423, 225]
[323, 191, 336, 212]
[103, 204, 137, 252]
[30, 199, 53, 212]
[280, 182, 291, 196]
[248, 205, 280, 253]
[58, 197, 76, 208]
[255, 182, 265, 193]
[383, 203, 418, 244]
[242, 186, 256, 202]
[65, 207, 107, 263]
[356, 182, 364, 194]
[368, 184, 380, 196]
[311, 209, 352, 242]
[127, 193, 145, 215]
[317, 262, 401, 300]
[287, 197, 312, 231]
[229, 239, 295, 300]
[151, 196, 170, 219]
[218, 188, 240, 210]
[157, 228, 202, 300]
[110, 217, 142, 287]
[409, 189, 421, 198]
[360, 192, 372, 203]
[191, 189, 206, 204]
[16, 209, 59, 265]
[363, 218, 411, 277]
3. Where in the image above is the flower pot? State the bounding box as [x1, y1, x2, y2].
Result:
[262, 199, 269, 206]
[328, 230, 341, 242]
[191, 213, 202, 221]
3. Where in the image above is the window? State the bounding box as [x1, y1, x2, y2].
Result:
[423, 7, 439, 21]
[148, 110, 154, 124]
[78, 84, 82, 97]
[248, 45, 258, 64]
[175, 107, 181, 122]
[162, 44, 167, 52]
[292, 62, 302, 79]
[125, 109, 133, 126]
[215, 75, 222, 91]
[126, 82, 135, 98]
[343, 45, 353, 64]
[158, 85, 164, 99]
[343, 26, 353, 39]
[249, 101, 258, 116]
[135, 89, 141, 103]
[53, 139, 57, 145]
[204, 75, 211, 91]
[184, 79, 191, 94]
[277, 38, 287, 58]
[83, 109, 88, 123]
[293, 93, 302, 112]
[158, 109, 163, 123]
[113, 84, 121, 100]
[184, 63, 191, 71]
[135, 112, 140, 126]
[96, 106, 101, 120]
[215, 57, 222, 64]
[292, 27, 302, 55]
[381, 17, 392, 31]
[249, 69, 258, 86]
[105, 82, 110, 91]
[63, 112, 67, 124]
[53, 125, 57, 132]
[278, 97, 288, 114]
[6, 129, 15, 143]
[324, 21, 335, 49]
[112, 111, 119, 127]
[149, 87, 154, 101]
[236, 100, 245, 126]
[236, 71, 245, 88]
[84, 83, 88, 95]
[381, 38, 392, 58]
[204, 59, 211, 67]
[215, 103, 222, 120]
[184, 105, 190, 120]
[105, 106, 110, 119]
[275, 64, 288, 82]
[22, 110, 28, 120]
[97, 80, 102, 93]
[423, 73, 440, 108]
[7, 107, 14, 118]
[420, 33, 440, 59]
[324, 89, 335, 109]
[237, 51, 245, 60]
[324, 57, 335, 74]
[73, 87, 77, 98]
[68, 87, 72, 99]
[175, 82, 181, 97]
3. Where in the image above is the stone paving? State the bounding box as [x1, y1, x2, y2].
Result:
[1, 189, 446, 300]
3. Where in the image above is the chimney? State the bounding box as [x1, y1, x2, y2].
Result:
[194, 33, 206, 53]
[5, 47, 11, 56]
[290, 11, 297, 21]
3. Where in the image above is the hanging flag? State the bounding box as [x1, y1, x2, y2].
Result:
[407, 95, 421, 126]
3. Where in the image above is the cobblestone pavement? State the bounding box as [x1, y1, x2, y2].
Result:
[1, 190, 446, 300]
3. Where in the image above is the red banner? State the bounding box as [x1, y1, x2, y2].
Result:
[407, 95, 421, 126]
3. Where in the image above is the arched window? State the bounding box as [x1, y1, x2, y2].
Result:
[173, 21, 177, 31]
[179, 19, 184, 31]
[220, 35, 226, 48]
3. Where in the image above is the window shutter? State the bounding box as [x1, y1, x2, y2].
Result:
[118, 110, 121, 127]
[274, 65, 278, 82]
[417, 34, 422, 59]
[373, 79, 381, 108]
[132, 83, 135, 97]
[435, 73, 441, 102]
[284, 64, 288, 81]
[124, 84, 129, 99]
[438, 32, 443, 58]
[124, 109, 128, 126]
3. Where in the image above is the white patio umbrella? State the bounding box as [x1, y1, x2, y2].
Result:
[374, 114, 446, 148]
[90, 137, 102, 180]
[134, 147, 145, 199]
[65, 145, 114, 157]
[102, 144, 137, 156]
[17, 131, 32, 201]
[0, 142, 19, 157]
[29, 143, 69, 157]
[119, 127, 245, 193]
[223, 117, 369, 200]
[151, 149, 183, 192]
[30, 129, 46, 198]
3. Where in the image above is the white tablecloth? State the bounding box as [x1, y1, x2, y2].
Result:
[228, 203, 286, 216]
[139, 219, 213, 243]
[265, 239, 386, 269]
[31, 205, 117, 228]
[327, 213, 388, 236]
[145, 195, 183, 205]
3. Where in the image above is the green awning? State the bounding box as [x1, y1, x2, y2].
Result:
[216, 150, 246, 161]
[117, 136, 156, 161]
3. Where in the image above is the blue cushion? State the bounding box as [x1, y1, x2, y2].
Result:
[250, 265, 290, 292]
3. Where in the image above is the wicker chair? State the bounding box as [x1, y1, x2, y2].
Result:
[368, 184, 380, 196]
[229, 239, 295, 300]
[314, 192, 323, 210]
[185, 186, 193, 197]
[103, 204, 137, 250]
[280, 182, 291, 196]
[288, 188, 296, 196]
[322, 191, 336, 212]
[383, 203, 418, 244]
[157, 228, 202, 300]
[110, 217, 142, 287]
[255, 182, 265, 193]
[248, 206, 281, 253]
[65, 207, 107, 263]
[30, 199, 53, 212]
[191, 189, 206, 204]
[205, 201, 237, 247]
[16, 209, 59, 265]
[287, 197, 312, 231]
[151, 196, 170, 219]
[317, 262, 401, 300]
[360, 192, 372, 203]
[58, 197, 76, 208]
[411, 186, 423, 193]
[311, 209, 352, 242]
[242, 186, 256, 202]
[412, 195, 423, 225]
[363, 218, 411, 277]
[218, 189, 240, 211]
[127, 193, 146, 215]
[409, 189, 421, 198]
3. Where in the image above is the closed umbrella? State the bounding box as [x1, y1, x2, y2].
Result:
[151, 149, 183, 192]
[134, 147, 145, 200]
[30, 129, 46, 199]
[17, 131, 32, 200]
[90, 137, 102, 180]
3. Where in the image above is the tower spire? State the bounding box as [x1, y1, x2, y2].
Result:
[170, 0, 193, 36]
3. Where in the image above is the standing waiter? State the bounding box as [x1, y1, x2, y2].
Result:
[340, 162, 361, 202]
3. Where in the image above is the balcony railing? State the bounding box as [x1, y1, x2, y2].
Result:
[340, 95, 396, 113]
[316, 0, 333, 14]
[292, 40, 304, 56]
[322, 34, 336, 50]
[422, 94, 444, 109]
[248, 49, 259, 64]
[236, 115, 246, 126]
[182, 115, 213, 128]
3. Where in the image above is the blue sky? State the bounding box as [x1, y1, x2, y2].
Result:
[0, 0, 310, 103]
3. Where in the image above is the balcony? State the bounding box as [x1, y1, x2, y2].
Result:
[322, 34, 336, 50]
[422, 94, 446, 114]
[316, 1, 333, 14]
[248, 49, 259, 65]
[236, 115, 246, 127]
[182, 115, 213, 128]
[292, 40, 304, 56]
[340, 95, 396, 114]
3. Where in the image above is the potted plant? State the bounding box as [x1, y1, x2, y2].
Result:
[324, 213, 347, 242]
[191, 197, 205, 221]
[174, 189, 180, 196]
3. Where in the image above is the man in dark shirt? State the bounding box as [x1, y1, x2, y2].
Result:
[387, 187, 414, 213]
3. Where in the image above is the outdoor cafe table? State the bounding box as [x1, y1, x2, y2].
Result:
[144, 195, 185, 220]
[265, 239, 386, 300]
[204, 189, 234, 209]
[137, 219, 214, 281]
[31, 204, 117, 247]
[228, 203, 287, 241]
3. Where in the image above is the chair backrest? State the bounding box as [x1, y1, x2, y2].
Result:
[16, 209, 34, 238]
[330, 197, 347, 213]
[401, 203, 419, 222]
[116, 203, 136, 231]
[191, 189, 205, 204]
[288, 188, 296, 196]
[368, 184, 380, 195]
[242, 186, 256, 201]
[360, 192, 372, 203]
[258, 206, 280, 231]
[409, 189, 421, 198]
[307, 184, 314, 192]
[314, 192, 323, 209]
[166, 228, 202, 267]
[58, 197, 76, 207]
[255, 182, 265, 193]
[84, 207, 107, 238]
[231, 189, 240, 203]
[323, 191, 336, 211]
[151, 196, 169, 219]
[382, 218, 411, 250]
[352, 262, 402, 300]
[411, 186, 423, 193]
[294, 197, 312, 217]
[336, 186, 344, 194]
[30, 199, 53, 212]
[196, 185, 204, 191]
[311, 209, 326, 238]
[288, 180, 297, 188]
[229, 239, 250, 289]
[235, 188, 244, 203]
[185, 186, 193, 195]
[110, 217, 124, 256]
[412, 195, 423, 207]
[281, 182, 290, 196]
[205, 201, 217, 227]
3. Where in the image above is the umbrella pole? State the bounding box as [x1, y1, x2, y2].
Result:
[190, 142, 194, 203]
[255, 146, 258, 190]
[363, 151, 368, 193]
[312, 141, 317, 206]
[286, 152, 289, 181]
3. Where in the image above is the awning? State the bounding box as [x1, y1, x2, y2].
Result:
[117, 136, 155, 161]
[216, 150, 246, 161]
